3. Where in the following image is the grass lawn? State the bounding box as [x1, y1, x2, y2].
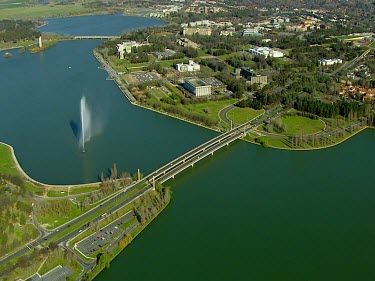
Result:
[185, 99, 237, 124]
[0, 4, 98, 20]
[156, 58, 186, 68]
[275, 115, 325, 135]
[0, 143, 19, 175]
[336, 35, 364, 40]
[69, 184, 100, 195]
[227, 107, 264, 124]
[197, 49, 207, 56]
[37, 201, 84, 230]
[370, 41, 375, 48]
[149, 87, 169, 100]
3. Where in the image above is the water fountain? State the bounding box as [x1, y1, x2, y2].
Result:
[80, 96, 91, 153]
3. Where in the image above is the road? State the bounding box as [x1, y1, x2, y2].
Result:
[330, 48, 372, 77]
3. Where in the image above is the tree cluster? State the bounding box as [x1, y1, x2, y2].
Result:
[0, 20, 40, 43]
[134, 186, 171, 225]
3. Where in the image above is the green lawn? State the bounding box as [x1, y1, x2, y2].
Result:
[276, 115, 325, 135]
[0, 143, 18, 175]
[37, 201, 84, 229]
[227, 107, 264, 124]
[0, 4, 98, 20]
[185, 99, 237, 123]
[69, 184, 100, 195]
[370, 41, 375, 48]
[149, 87, 169, 100]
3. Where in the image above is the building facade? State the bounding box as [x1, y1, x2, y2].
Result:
[176, 60, 200, 72]
[184, 79, 212, 97]
[116, 41, 141, 59]
[183, 26, 212, 36]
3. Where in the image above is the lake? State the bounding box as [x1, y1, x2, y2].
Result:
[0, 14, 374, 281]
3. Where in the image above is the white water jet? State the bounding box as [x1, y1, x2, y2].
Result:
[80, 96, 91, 153]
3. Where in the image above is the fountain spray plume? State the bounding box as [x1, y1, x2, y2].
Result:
[80, 96, 91, 153]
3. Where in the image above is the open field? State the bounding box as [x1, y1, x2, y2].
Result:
[0, 143, 19, 175]
[276, 115, 325, 135]
[0, 4, 98, 20]
[185, 99, 237, 124]
[227, 107, 264, 124]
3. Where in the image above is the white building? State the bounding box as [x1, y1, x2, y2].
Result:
[183, 78, 211, 97]
[116, 41, 142, 59]
[248, 47, 284, 58]
[319, 58, 343, 66]
[176, 60, 200, 72]
[243, 28, 262, 36]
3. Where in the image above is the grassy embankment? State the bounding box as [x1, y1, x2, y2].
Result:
[227, 107, 264, 124]
[244, 113, 370, 150]
[0, 4, 100, 20]
[0, 143, 100, 197]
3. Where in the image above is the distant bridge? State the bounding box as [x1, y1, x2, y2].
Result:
[73, 36, 121, 40]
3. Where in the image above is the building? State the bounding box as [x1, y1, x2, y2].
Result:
[117, 41, 142, 59]
[239, 68, 268, 85]
[319, 58, 343, 66]
[176, 60, 201, 72]
[183, 78, 212, 97]
[153, 49, 176, 60]
[183, 26, 212, 36]
[220, 27, 235, 36]
[243, 28, 262, 36]
[176, 38, 199, 49]
[248, 47, 284, 58]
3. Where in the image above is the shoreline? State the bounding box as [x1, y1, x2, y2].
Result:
[0, 142, 100, 189]
[94, 53, 375, 152]
[1, 26, 374, 189]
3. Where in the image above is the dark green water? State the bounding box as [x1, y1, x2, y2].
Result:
[0, 15, 374, 280]
[96, 130, 375, 281]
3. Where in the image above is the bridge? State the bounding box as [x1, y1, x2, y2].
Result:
[0, 107, 282, 267]
[73, 36, 121, 40]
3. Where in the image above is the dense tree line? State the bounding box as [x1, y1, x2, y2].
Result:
[134, 185, 171, 225]
[0, 20, 40, 43]
[0, 178, 38, 256]
[294, 97, 366, 119]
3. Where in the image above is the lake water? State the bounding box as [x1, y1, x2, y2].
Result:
[38, 13, 166, 36]
[1, 14, 375, 281]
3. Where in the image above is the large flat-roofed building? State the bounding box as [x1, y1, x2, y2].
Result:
[117, 41, 143, 59]
[184, 78, 212, 97]
[238, 68, 268, 85]
[183, 26, 212, 36]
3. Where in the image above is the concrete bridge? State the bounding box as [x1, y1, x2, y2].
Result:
[73, 36, 121, 40]
[144, 110, 281, 186]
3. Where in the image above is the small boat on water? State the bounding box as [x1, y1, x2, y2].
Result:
[3, 52, 12, 58]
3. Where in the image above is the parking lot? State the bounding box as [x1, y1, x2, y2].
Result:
[201, 77, 224, 88]
[27, 265, 73, 281]
[76, 211, 136, 257]
[132, 71, 160, 83]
